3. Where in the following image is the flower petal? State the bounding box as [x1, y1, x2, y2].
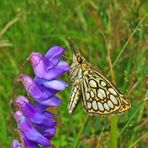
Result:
[18, 130, 40, 148]
[35, 126, 56, 139]
[39, 79, 68, 91]
[33, 102, 54, 117]
[18, 74, 43, 98]
[45, 46, 65, 60]
[43, 127, 56, 139]
[42, 111, 54, 118]
[12, 140, 22, 148]
[29, 52, 43, 68]
[39, 60, 69, 80]
[39, 96, 62, 106]
[32, 60, 47, 79]
[55, 60, 70, 71]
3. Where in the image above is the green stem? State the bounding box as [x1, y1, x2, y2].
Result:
[109, 115, 119, 148]
[73, 115, 88, 148]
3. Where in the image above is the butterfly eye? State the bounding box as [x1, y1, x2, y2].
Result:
[77, 56, 83, 64]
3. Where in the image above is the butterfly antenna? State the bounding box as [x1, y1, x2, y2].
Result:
[68, 37, 80, 55]
[63, 54, 73, 61]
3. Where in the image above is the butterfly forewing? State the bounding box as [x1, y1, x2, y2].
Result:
[80, 69, 131, 115]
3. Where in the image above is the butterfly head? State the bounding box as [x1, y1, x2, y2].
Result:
[72, 45, 88, 69]
[69, 37, 88, 70]
[75, 54, 88, 69]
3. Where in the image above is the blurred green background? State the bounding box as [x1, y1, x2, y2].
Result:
[0, 0, 148, 147]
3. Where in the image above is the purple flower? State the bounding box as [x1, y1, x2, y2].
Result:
[12, 46, 69, 148]
[30, 46, 69, 80]
[15, 96, 56, 127]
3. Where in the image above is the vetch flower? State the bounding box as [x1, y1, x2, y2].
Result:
[30, 46, 69, 80]
[18, 127, 41, 148]
[11, 46, 69, 148]
[15, 96, 56, 127]
[14, 111, 50, 146]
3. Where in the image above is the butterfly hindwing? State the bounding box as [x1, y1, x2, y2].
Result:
[80, 70, 123, 115]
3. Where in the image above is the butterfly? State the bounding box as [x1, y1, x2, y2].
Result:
[68, 39, 131, 115]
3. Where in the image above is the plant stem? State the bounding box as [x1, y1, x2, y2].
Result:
[109, 115, 118, 148]
[106, 38, 118, 148]
[74, 115, 88, 148]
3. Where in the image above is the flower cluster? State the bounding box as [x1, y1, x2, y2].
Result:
[12, 46, 69, 147]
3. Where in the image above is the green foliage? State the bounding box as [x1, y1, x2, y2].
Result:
[0, 0, 147, 147]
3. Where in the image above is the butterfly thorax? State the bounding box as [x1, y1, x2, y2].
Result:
[70, 54, 90, 82]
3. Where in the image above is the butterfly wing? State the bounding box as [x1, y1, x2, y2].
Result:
[68, 83, 81, 114]
[81, 69, 131, 115]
